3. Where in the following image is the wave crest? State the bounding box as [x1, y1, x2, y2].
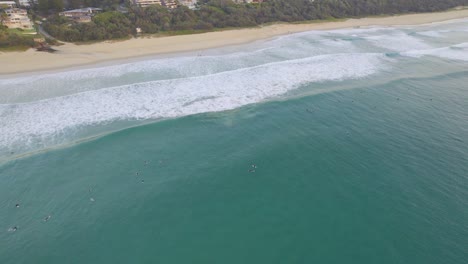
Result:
[0, 53, 386, 157]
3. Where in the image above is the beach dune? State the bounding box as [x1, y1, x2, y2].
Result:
[1, 9, 468, 75]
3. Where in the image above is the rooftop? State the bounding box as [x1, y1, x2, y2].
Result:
[61, 7, 103, 14]
[0, 1, 16, 5]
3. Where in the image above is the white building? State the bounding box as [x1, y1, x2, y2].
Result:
[179, 0, 197, 9]
[59, 7, 102, 17]
[233, 0, 264, 3]
[2, 8, 33, 29]
[133, 0, 198, 9]
[165, 0, 177, 9]
[18, 0, 38, 7]
[5, 7, 26, 15]
[133, 0, 163, 8]
[0, 1, 17, 8]
[3, 14, 33, 29]
[59, 7, 102, 23]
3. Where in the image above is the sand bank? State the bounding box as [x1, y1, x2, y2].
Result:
[1, 9, 468, 75]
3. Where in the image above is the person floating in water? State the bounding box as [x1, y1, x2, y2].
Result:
[15, 203, 20, 208]
[8, 226, 18, 232]
[44, 215, 51, 222]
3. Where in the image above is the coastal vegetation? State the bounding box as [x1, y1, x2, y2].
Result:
[36, 0, 121, 13]
[3, 0, 468, 45]
[44, 11, 133, 41]
[0, 26, 36, 51]
[41, 0, 468, 42]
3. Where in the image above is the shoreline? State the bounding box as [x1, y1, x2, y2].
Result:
[1, 9, 468, 76]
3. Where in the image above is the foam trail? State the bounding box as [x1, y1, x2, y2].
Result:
[417, 31, 444, 38]
[2, 18, 468, 160]
[0, 53, 386, 156]
[403, 43, 468, 61]
[366, 32, 432, 52]
[0, 36, 358, 103]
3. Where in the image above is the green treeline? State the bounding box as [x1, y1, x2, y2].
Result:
[44, 11, 133, 41]
[36, 0, 122, 13]
[65, 0, 122, 9]
[43, 0, 468, 42]
[0, 10, 34, 50]
[0, 28, 35, 50]
[37, 0, 64, 13]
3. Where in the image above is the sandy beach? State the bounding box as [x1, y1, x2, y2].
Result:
[1, 8, 467, 75]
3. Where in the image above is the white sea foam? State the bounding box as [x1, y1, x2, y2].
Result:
[0, 34, 351, 89]
[2, 18, 468, 159]
[327, 27, 386, 35]
[417, 31, 444, 38]
[0, 34, 358, 103]
[365, 32, 432, 52]
[403, 43, 468, 61]
[0, 53, 387, 155]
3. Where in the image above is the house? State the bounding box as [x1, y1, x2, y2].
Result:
[74, 16, 91, 23]
[2, 8, 33, 29]
[165, 0, 177, 9]
[5, 7, 27, 15]
[59, 7, 102, 23]
[0, 1, 16, 8]
[179, 0, 197, 9]
[133, 0, 163, 8]
[234, 0, 264, 3]
[18, 0, 38, 7]
[59, 7, 103, 18]
[3, 16, 34, 29]
[133, 0, 197, 9]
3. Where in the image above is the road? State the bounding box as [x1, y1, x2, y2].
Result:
[37, 25, 56, 41]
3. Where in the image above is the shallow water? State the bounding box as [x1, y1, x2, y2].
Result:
[0, 19, 467, 263]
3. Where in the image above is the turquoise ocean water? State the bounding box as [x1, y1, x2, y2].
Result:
[1, 19, 468, 263]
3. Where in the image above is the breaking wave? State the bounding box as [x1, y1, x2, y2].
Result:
[0, 53, 387, 157]
[403, 42, 468, 61]
[1, 17, 467, 160]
